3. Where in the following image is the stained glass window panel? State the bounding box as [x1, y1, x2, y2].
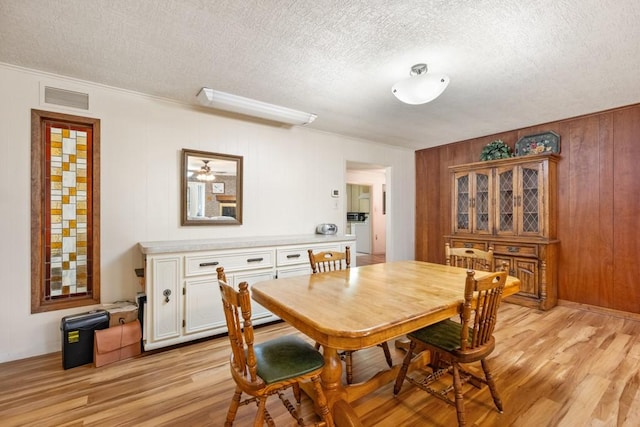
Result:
[46, 125, 92, 299]
[32, 109, 99, 313]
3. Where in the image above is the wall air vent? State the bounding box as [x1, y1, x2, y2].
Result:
[44, 86, 89, 110]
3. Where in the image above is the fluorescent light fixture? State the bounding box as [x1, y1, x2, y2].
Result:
[392, 63, 450, 105]
[196, 87, 317, 126]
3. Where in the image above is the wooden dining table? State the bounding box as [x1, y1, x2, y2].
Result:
[251, 260, 520, 426]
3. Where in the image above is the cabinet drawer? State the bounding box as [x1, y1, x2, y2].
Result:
[449, 240, 488, 251]
[277, 245, 340, 267]
[185, 250, 274, 276]
[492, 243, 538, 257]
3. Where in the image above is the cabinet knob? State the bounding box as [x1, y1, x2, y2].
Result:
[286, 254, 301, 259]
[163, 289, 171, 303]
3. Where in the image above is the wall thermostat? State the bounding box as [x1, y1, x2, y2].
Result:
[331, 189, 340, 198]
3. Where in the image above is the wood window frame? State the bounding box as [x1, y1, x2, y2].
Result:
[31, 109, 101, 313]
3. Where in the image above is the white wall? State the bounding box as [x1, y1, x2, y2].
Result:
[0, 63, 415, 363]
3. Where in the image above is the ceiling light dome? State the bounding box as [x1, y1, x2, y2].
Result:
[392, 63, 450, 105]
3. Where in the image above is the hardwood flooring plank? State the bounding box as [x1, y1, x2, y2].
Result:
[557, 374, 610, 426]
[2, 302, 640, 426]
[616, 370, 640, 425]
[509, 396, 562, 427]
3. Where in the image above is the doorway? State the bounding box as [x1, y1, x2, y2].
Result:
[346, 161, 388, 262]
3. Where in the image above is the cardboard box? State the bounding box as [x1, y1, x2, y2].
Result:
[102, 301, 139, 327]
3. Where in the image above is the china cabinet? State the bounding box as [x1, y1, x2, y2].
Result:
[137, 235, 355, 350]
[446, 154, 559, 310]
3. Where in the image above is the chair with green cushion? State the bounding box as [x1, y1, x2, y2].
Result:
[216, 267, 334, 426]
[393, 269, 507, 427]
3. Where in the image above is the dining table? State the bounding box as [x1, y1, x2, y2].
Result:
[251, 260, 520, 426]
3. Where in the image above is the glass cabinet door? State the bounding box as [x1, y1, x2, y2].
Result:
[518, 163, 544, 236]
[453, 172, 471, 233]
[452, 170, 492, 234]
[495, 162, 544, 236]
[496, 166, 515, 235]
[474, 170, 491, 234]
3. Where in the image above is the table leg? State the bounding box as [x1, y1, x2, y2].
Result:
[302, 346, 363, 426]
[333, 399, 363, 427]
[319, 347, 348, 408]
[305, 344, 430, 426]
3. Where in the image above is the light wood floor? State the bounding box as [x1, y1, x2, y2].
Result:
[356, 253, 385, 266]
[2, 302, 640, 426]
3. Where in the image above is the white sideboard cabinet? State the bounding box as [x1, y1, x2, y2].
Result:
[138, 234, 355, 350]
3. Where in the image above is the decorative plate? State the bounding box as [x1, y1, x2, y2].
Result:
[515, 131, 560, 156]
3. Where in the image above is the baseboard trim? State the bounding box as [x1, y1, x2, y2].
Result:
[558, 299, 640, 322]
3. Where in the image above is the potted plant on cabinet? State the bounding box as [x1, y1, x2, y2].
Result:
[479, 139, 513, 161]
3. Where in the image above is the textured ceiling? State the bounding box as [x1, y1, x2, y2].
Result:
[1, 0, 639, 150]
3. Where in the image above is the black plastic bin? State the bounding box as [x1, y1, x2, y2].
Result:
[60, 310, 110, 369]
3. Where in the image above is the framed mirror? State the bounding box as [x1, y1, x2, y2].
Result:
[181, 149, 243, 225]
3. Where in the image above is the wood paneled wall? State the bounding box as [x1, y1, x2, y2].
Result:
[415, 103, 640, 313]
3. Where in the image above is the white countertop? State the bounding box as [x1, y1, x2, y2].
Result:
[138, 234, 356, 254]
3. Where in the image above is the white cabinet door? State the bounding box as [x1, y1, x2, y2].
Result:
[277, 264, 312, 278]
[149, 256, 182, 343]
[232, 269, 277, 325]
[184, 276, 226, 335]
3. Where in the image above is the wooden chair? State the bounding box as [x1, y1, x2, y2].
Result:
[307, 247, 351, 273]
[393, 269, 508, 427]
[307, 247, 393, 384]
[395, 247, 502, 354]
[216, 267, 334, 426]
[445, 243, 494, 271]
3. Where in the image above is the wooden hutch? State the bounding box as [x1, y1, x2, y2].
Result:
[445, 153, 560, 310]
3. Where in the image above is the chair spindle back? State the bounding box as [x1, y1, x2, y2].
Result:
[217, 267, 260, 384]
[446, 243, 494, 272]
[460, 269, 507, 351]
[308, 246, 350, 273]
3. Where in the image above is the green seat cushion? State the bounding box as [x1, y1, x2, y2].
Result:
[408, 319, 470, 352]
[254, 335, 325, 384]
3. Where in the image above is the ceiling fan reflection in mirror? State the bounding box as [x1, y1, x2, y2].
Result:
[195, 160, 216, 182]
